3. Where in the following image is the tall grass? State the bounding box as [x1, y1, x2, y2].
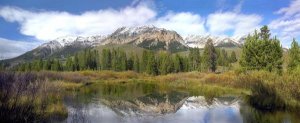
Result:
[1, 70, 299, 122]
[0, 72, 67, 122]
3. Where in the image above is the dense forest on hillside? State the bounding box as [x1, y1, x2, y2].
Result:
[4, 26, 299, 75]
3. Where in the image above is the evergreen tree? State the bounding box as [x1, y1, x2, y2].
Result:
[43, 59, 51, 70]
[66, 57, 74, 71]
[288, 38, 300, 71]
[188, 48, 201, 71]
[101, 49, 112, 70]
[133, 55, 140, 72]
[120, 50, 127, 71]
[174, 54, 184, 73]
[182, 56, 190, 72]
[230, 51, 237, 63]
[146, 51, 158, 75]
[51, 59, 62, 71]
[221, 49, 229, 67]
[141, 50, 149, 72]
[203, 39, 217, 72]
[127, 53, 134, 70]
[159, 52, 174, 75]
[216, 48, 223, 66]
[240, 26, 283, 73]
[74, 54, 80, 71]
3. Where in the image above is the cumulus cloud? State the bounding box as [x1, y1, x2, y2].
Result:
[0, 38, 41, 59]
[154, 12, 207, 37]
[206, 12, 262, 36]
[0, 1, 263, 41]
[269, 0, 300, 47]
[0, 5, 156, 41]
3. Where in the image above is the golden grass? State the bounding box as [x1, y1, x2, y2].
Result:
[11, 70, 300, 118]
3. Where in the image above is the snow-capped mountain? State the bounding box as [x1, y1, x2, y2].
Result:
[4, 35, 106, 64]
[102, 25, 187, 52]
[4, 25, 247, 65]
[39, 35, 105, 50]
[185, 35, 246, 48]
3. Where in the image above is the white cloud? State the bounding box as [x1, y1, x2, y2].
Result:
[0, 38, 41, 59]
[0, 1, 263, 41]
[276, 0, 300, 18]
[206, 12, 262, 36]
[154, 12, 207, 37]
[269, 0, 300, 47]
[0, 5, 156, 41]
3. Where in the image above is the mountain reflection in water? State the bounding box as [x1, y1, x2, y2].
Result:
[60, 82, 299, 123]
[65, 93, 243, 123]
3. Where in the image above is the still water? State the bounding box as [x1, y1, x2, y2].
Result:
[60, 82, 299, 123]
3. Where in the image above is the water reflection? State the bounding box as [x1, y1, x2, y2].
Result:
[62, 82, 299, 123]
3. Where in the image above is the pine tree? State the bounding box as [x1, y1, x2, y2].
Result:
[141, 50, 149, 72]
[133, 55, 140, 72]
[174, 54, 183, 73]
[146, 51, 158, 75]
[121, 50, 127, 71]
[74, 54, 80, 71]
[182, 56, 190, 72]
[51, 59, 62, 71]
[127, 53, 134, 70]
[240, 26, 283, 73]
[188, 48, 201, 71]
[159, 52, 174, 75]
[101, 49, 112, 70]
[43, 59, 51, 70]
[221, 49, 229, 67]
[203, 39, 217, 72]
[216, 48, 223, 66]
[66, 57, 74, 71]
[230, 51, 237, 63]
[288, 38, 300, 71]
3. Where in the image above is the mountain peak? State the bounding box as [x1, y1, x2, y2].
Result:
[185, 34, 246, 48]
[103, 25, 187, 52]
[113, 25, 167, 36]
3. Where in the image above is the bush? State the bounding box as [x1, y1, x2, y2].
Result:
[0, 72, 67, 122]
[248, 80, 285, 110]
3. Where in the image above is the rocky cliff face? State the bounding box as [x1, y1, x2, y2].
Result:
[102, 26, 188, 52]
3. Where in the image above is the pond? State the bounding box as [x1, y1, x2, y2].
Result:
[57, 82, 300, 123]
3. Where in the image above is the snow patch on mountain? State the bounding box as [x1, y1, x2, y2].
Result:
[39, 35, 106, 49]
[184, 35, 246, 48]
[116, 25, 165, 36]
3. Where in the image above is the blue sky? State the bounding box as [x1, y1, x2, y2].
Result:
[0, 0, 299, 59]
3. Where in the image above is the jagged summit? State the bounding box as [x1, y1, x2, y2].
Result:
[114, 25, 165, 35]
[102, 25, 187, 52]
[41, 35, 105, 48]
[184, 34, 246, 48]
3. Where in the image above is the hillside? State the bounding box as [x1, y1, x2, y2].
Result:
[1, 26, 246, 67]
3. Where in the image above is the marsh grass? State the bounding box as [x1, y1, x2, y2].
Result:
[35, 70, 300, 111]
[0, 72, 68, 122]
[2, 70, 300, 122]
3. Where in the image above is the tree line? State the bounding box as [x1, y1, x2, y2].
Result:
[14, 44, 238, 75]
[13, 25, 300, 75]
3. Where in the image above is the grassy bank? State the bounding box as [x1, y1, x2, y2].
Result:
[1, 70, 300, 122]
